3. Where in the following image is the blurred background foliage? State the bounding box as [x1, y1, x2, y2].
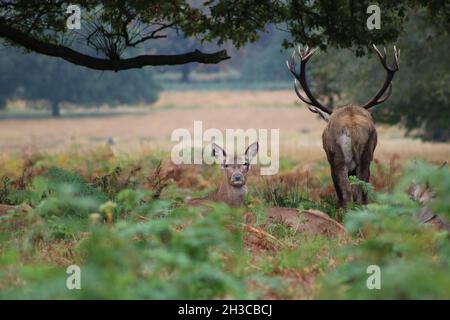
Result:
[1, 9, 448, 140]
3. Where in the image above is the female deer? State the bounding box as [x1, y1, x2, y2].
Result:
[208, 142, 345, 236]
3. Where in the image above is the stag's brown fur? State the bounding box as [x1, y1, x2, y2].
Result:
[288, 45, 399, 207]
[322, 106, 377, 207]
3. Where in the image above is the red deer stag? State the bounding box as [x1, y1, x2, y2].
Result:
[287, 45, 399, 207]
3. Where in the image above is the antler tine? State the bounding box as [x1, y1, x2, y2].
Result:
[294, 79, 313, 104]
[296, 45, 304, 58]
[307, 106, 319, 114]
[372, 44, 383, 60]
[288, 50, 295, 69]
[287, 50, 298, 75]
[286, 44, 332, 114]
[303, 47, 317, 62]
[294, 45, 318, 62]
[393, 45, 400, 71]
[363, 44, 400, 109]
[303, 45, 309, 55]
[307, 106, 330, 121]
[372, 44, 387, 66]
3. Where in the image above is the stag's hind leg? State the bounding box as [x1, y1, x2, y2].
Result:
[355, 164, 369, 204]
[349, 166, 363, 204]
[356, 130, 377, 205]
[357, 159, 372, 205]
[329, 154, 352, 208]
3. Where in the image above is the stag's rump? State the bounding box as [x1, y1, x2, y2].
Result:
[323, 106, 377, 171]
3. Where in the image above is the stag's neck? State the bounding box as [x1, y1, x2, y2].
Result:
[214, 178, 247, 207]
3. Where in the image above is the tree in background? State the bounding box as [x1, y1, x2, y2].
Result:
[0, 45, 160, 116]
[239, 27, 292, 82]
[0, 1, 447, 71]
[150, 33, 215, 83]
[330, 12, 450, 141]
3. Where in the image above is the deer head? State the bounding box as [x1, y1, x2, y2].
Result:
[286, 44, 400, 119]
[408, 162, 447, 204]
[212, 142, 259, 188]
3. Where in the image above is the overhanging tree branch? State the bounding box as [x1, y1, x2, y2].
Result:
[0, 23, 230, 70]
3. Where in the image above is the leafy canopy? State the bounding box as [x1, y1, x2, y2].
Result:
[0, 1, 447, 70]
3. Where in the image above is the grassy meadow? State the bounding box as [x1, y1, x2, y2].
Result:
[0, 91, 449, 299]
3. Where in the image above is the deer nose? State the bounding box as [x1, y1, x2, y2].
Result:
[233, 173, 242, 181]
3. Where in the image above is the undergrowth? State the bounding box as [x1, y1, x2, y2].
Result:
[0, 147, 448, 299]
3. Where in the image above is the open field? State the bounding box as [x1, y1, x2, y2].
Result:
[0, 90, 449, 299]
[1, 91, 449, 164]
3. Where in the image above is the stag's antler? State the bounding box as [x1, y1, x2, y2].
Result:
[287, 45, 332, 115]
[363, 45, 400, 109]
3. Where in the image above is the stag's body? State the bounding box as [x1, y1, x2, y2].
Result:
[322, 106, 377, 206]
[288, 44, 399, 207]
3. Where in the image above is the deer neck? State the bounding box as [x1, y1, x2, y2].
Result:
[215, 177, 247, 207]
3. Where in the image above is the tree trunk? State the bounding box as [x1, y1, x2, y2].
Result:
[51, 101, 60, 117]
[0, 97, 6, 110]
[180, 68, 191, 83]
[180, 64, 192, 83]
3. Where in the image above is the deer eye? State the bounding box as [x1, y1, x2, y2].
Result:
[244, 162, 250, 168]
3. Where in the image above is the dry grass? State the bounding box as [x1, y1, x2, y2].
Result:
[153, 90, 298, 109]
[0, 91, 448, 164]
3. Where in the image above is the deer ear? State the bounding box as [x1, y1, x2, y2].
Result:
[245, 142, 259, 163]
[212, 143, 226, 164]
[312, 107, 330, 122]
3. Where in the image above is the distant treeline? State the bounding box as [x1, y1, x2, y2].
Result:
[0, 45, 160, 116]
